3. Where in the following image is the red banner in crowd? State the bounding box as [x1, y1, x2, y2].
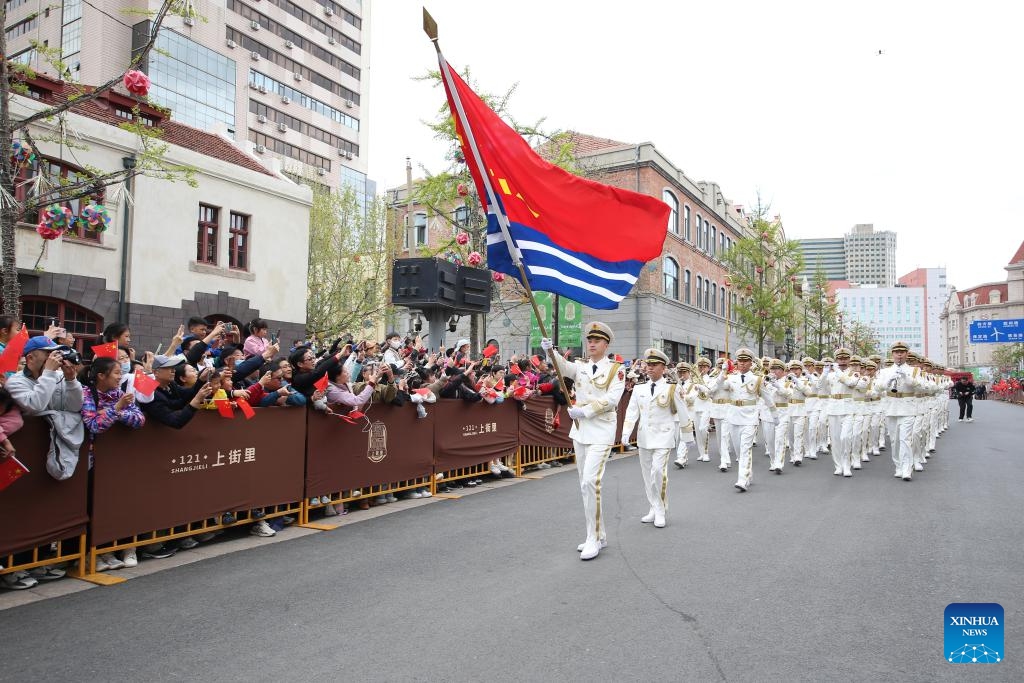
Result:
[0, 418, 88, 557]
[432, 400, 518, 471]
[89, 409, 305, 545]
[517, 397, 572, 449]
[305, 404, 434, 495]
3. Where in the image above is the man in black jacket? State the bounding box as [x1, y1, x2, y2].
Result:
[955, 376, 975, 422]
[142, 355, 215, 428]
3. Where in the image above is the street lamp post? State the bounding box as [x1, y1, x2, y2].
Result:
[785, 328, 794, 362]
[724, 276, 732, 355]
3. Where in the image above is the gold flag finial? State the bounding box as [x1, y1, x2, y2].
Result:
[423, 7, 438, 42]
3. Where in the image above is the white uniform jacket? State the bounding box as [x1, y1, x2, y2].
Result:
[621, 378, 683, 450]
[551, 354, 626, 445]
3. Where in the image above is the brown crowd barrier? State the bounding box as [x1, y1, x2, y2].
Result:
[0, 418, 88, 576]
[614, 391, 638, 451]
[304, 404, 434, 523]
[432, 400, 518, 484]
[85, 409, 305, 578]
[515, 397, 573, 475]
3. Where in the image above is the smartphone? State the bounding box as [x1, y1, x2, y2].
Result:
[273, 329, 281, 344]
[225, 323, 234, 333]
[203, 357, 215, 369]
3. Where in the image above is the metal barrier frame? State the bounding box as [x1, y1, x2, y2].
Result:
[81, 501, 301, 583]
[301, 474, 434, 526]
[515, 445, 575, 477]
[1, 534, 87, 579]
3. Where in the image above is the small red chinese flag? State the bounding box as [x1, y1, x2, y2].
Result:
[0, 324, 29, 373]
[214, 399, 234, 418]
[482, 344, 498, 358]
[509, 364, 522, 376]
[530, 355, 541, 368]
[414, 387, 432, 396]
[0, 454, 30, 492]
[91, 341, 118, 359]
[132, 370, 159, 396]
[236, 398, 256, 419]
[347, 410, 365, 420]
[313, 374, 329, 393]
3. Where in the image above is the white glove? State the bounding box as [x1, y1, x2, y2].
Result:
[567, 406, 585, 420]
[540, 337, 554, 351]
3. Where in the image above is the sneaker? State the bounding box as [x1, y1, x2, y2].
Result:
[409, 490, 423, 499]
[177, 537, 199, 550]
[195, 532, 217, 543]
[0, 570, 38, 590]
[250, 520, 276, 537]
[489, 465, 503, 477]
[140, 545, 176, 560]
[281, 516, 296, 525]
[966, 418, 974, 423]
[576, 539, 609, 552]
[386, 493, 398, 503]
[418, 488, 432, 498]
[324, 503, 339, 516]
[122, 547, 138, 567]
[252, 508, 267, 520]
[29, 566, 66, 581]
[309, 496, 321, 505]
[351, 489, 362, 497]
[221, 512, 236, 525]
[375, 495, 388, 505]
[957, 418, 963, 422]
[465, 479, 478, 487]
[550, 459, 564, 467]
[99, 552, 125, 570]
[537, 462, 552, 469]
[499, 470, 515, 478]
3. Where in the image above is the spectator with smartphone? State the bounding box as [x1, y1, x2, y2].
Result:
[242, 319, 271, 359]
[289, 344, 348, 398]
[141, 355, 215, 428]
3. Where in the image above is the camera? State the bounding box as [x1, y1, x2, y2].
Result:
[58, 346, 81, 364]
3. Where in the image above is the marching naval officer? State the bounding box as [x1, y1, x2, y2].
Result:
[875, 341, 919, 481]
[721, 348, 774, 492]
[621, 349, 686, 528]
[543, 322, 626, 560]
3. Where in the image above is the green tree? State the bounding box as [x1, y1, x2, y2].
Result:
[1, 0, 197, 316]
[801, 265, 840, 358]
[304, 182, 393, 341]
[409, 67, 585, 354]
[845, 320, 879, 358]
[721, 207, 804, 357]
[991, 343, 1024, 377]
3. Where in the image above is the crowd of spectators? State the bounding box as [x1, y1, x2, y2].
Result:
[0, 319, 604, 589]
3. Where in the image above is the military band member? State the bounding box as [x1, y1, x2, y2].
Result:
[721, 348, 774, 492]
[704, 357, 735, 472]
[815, 358, 832, 456]
[876, 341, 919, 481]
[846, 357, 869, 469]
[692, 357, 713, 462]
[787, 360, 810, 466]
[621, 349, 686, 528]
[673, 363, 697, 468]
[823, 349, 857, 477]
[907, 352, 928, 472]
[861, 359, 883, 457]
[543, 322, 625, 561]
[766, 359, 792, 473]
[803, 358, 823, 459]
[868, 354, 886, 454]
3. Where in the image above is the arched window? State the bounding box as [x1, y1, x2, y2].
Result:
[710, 283, 717, 313]
[695, 214, 703, 250]
[705, 279, 711, 311]
[663, 190, 679, 234]
[709, 226, 717, 256]
[663, 257, 679, 299]
[695, 276, 703, 310]
[684, 269, 691, 304]
[20, 296, 103, 354]
[683, 205, 691, 241]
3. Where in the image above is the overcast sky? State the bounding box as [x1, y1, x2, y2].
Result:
[366, 1, 1023, 292]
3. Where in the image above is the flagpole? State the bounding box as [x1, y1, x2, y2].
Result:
[424, 8, 578, 424]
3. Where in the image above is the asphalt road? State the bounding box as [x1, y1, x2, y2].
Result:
[2, 400, 1021, 682]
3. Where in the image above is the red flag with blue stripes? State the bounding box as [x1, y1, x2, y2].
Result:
[439, 63, 669, 310]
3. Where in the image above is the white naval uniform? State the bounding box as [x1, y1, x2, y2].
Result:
[622, 378, 686, 520]
[876, 362, 920, 479]
[721, 371, 773, 489]
[551, 354, 626, 545]
[675, 379, 699, 466]
[788, 374, 812, 463]
[704, 369, 735, 469]
[768, 376, 794, 471]
[823, 365, 857, 476]
[692, 372, 713, 461]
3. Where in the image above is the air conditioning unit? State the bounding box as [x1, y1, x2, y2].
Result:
[344, 151, 353, 160]
[251, 51, 260, 61]
[328, 36, 336, 45]
[281, 96, 290, 105]
[226, 39, 237, 49]
[257, 84, 268, 94]
[250, 20, 260, 31]
[257, 114, 267, 124]
[183, 16, 195, 26]
[344, 99, 354, 108]
[293, 72, 302, 82]
[337, 148, 346, 157]
[284, 40, 294, 49]
[277, 122, 287, 132]
[255, 144, 266, 154]
[317, 168, 327, 176]
[249, 81, 258, 89]
[323, 7, 334, 16]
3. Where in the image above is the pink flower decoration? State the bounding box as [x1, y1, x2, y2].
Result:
[455, 232, 470, 245]
[36, 222, 63, 240]
[123, 70, 151, 97]
[457, 183, 469, 197]
[467, 251, 482, 266]
[492, 271, 505, 282]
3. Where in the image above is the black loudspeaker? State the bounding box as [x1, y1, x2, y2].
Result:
[391, 258, 458, 307]
[458, 265, 492, 313]
[391, 258, 492, 313]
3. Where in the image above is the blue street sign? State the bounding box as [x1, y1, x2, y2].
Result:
[969, 319, 1024, 343]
